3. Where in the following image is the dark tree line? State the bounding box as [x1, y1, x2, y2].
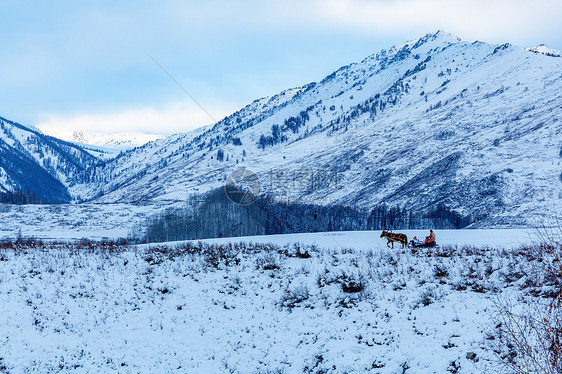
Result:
[0, 190, 44, 204]
[137, 187, 472, 243]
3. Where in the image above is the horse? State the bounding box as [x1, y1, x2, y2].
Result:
[380, 230, 408, 249]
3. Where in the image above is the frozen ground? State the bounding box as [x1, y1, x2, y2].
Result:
[155, 228, 537, 251]
[0, 203, 164, 240]
[0, 230, 553, 373]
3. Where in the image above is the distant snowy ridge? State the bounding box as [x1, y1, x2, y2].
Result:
[51, 130, 166, 150]
[526, 44, 562, 57]
[70, 130, 165, 149]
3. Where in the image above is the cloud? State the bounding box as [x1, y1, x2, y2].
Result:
[268, 0, 562, 45]
[36, 101, 237, 138]
[3, 0, 562, 137]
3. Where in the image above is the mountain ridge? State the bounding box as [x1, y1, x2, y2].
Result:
[67, 30, 561, 226]
[0, 115, 99, 202]
[62, 130, 165, 152]
[1, 31, 560, 227]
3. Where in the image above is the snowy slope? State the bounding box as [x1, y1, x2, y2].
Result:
[70, 31, 562, 226]
[0, 116, 98, 202]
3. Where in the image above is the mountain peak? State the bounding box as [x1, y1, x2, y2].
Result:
[526, 44, 562, 57]
[405, 30, 462, 51]
[432, 29, 461, 41]
[421, 30, 462, 44]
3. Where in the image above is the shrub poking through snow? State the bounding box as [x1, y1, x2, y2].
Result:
[494, 220, 562, 374]
[293, 243, 312, 258]
[280, 285, 310, 309]
[433, 265, 449, 279]
[339, 271, 366, 293]
[256, 253, 281, 270]
[316, 267, 339, 288]
[417, 288, 438, 307]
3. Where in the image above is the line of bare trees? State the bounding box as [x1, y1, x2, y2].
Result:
[136, 187, 471, 243]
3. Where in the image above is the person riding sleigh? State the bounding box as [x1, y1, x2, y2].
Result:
[411, 230, 436, 248]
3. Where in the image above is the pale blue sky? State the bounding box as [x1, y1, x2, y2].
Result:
[1, 0, 561, 137]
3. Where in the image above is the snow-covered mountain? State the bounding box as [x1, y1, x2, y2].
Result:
[67, 31, 561, 226]
[0, 116, 98, 202]
[526, 44, 562, 57]
[68, 130, 165, 151]
[1, 31, 560, 226]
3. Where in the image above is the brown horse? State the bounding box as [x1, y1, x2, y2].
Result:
[380, 230, 408, 249]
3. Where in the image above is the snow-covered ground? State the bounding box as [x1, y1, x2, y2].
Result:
[0, 203, 164, 240]
[0, 230, 554, 373]
[0, 201, 537, 247]
[173, 228, 537, 251]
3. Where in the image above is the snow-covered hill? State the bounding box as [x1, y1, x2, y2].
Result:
[70, 31, 562, 226]
[0, 116, 98, 202]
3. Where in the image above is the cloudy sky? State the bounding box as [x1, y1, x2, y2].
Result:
[1, 0, 561, 138]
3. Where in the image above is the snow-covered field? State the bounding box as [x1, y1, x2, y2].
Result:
[172, 229, 537, 251]
[0, 203, 162, 240]
[0, 230, 554, 373]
